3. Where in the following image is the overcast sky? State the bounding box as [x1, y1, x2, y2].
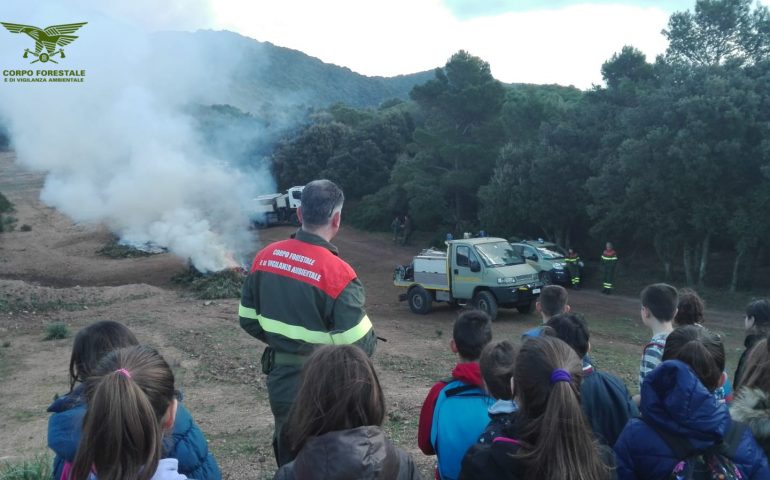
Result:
[207, 0, 716, 89]
[6, 0, 770, 89]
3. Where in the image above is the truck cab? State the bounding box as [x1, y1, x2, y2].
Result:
[394, 237, 542, 320]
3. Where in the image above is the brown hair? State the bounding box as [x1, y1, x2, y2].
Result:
[480, 340, 518, 400]
[546, 313, 590, 359]
[538, 285, 569, 318]
[513, 336, 611, 480]
[641, 283, 678, 322]
[662, 326, 725, 392]
[286, 345, 385, 452]
[674, 288, 706, 327]
[68, 320, 140, 391]
[746, 299, 770, 335]
[737, 338, 770, 392]
[70, 346, 175, 480]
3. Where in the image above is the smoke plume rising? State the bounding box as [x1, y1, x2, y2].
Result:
[0, 1, 277, 271]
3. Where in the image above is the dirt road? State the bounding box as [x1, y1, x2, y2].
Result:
[0, 151, 747, 478]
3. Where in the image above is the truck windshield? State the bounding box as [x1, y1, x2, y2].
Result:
[475, 242, 524, 267]
[536, 247, 565, 259]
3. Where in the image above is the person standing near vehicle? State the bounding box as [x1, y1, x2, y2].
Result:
[600, 242, 618, 294]
[238, 179, 377, 467]
[565, 247, 581, 289]
[401, 214, 413, 246]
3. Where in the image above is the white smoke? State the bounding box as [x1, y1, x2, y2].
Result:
[0, 1, 277, 271]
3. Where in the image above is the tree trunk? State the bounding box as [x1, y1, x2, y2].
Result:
[730, 249, 745, 293]
[683, 244, 695, 286]
[664, 261, 671, 281]
[697, 234, 710, 287]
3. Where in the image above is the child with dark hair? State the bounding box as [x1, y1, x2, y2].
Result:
[545, 313, 637, 446]
[614, 326, 770, 480]
[69, 345, 185, 480]
[47, 320, 219, 480]
[731, 337, 770, 458]
[673, 288, 733, 404]
[476, 340, 519, 445]
[460, 336, 614, 480]
[734, 299, 770, 389]
[637, 283, 677, 389]
[522, 285, 570, 339]
[276, 345, 420, 479]
[418, 310, 494, 479]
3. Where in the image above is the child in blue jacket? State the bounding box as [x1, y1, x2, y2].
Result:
[47, 320, 220, 480]
[614, 326, 770, 480]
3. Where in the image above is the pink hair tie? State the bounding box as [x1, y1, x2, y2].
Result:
[115, 368, 132, 379]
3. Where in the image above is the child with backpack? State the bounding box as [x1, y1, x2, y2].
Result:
[674, 288, 733, 404]
[47, 321, 219, 480]
[476, 340, 518, 445]
[275, 345, 421, 479]
[418, 310, 494, 480]
[545, 313, 638, 446]
[460, 336, 614, 480]
[614, 326, 770, 480]
[68, 345, 187, 480]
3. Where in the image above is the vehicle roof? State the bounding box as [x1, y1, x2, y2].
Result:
[514, 239, 559, 248]
[448, 237, 507, 246]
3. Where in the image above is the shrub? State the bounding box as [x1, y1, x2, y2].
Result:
[173, 268, 245, 299]
[43, 323, 70, 341]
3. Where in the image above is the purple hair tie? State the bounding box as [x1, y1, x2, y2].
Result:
[550, 369, 571, 384]
[115, 368, 132, 379]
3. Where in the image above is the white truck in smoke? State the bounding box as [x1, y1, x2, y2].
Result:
[252, 186, 303, 227]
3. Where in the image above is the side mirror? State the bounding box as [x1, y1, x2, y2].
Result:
[470, 260, 481, 272]
[527, 255, 538, 261]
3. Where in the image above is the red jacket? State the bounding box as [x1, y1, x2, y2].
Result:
[417, 362, 484, 455]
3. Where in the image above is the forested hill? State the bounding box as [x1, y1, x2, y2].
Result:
[153, 30, 436, 112]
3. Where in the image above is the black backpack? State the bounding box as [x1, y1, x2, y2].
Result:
[643, 419, 746, 480]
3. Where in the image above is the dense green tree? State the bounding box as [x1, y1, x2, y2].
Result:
[663, 0, 770, 66]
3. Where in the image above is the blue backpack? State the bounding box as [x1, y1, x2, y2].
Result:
[430, 379, 494, 480]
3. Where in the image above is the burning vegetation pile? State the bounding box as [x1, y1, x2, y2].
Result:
[98, 237, 159, 259]
[172, 266, 246, 299]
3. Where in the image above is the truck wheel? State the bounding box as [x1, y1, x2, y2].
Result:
[408, 286, 432, 314]
[517, 302, 534, 314]
[473, 290, 498, 320]
[538, 270, 552, 285]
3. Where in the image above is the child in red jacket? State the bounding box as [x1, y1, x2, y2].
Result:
[417, 310, 494, 480]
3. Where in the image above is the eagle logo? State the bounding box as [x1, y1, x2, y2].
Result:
[1, 22, 87, 64]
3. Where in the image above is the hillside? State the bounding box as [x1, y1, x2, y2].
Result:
[153, 30, 436, 113]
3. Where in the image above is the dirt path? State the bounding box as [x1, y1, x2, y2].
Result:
[0, 151, 748, 478]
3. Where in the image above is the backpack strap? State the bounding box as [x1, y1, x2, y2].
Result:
[445, 383, 485, 397]
[640, 418, 698, 459]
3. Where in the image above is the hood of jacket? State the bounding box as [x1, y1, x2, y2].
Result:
[286, 426, 399, 480]
[640, 359, 729, 449]
[451, 362, 484, 387]
[732, 388, 770, 444]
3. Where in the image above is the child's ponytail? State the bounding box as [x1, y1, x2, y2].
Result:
[662, 325, 725, 392]
[515, 336, 611, 480]
[69, 346, 175, 480]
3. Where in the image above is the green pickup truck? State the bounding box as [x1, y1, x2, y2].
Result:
[393, 237, 542, 320]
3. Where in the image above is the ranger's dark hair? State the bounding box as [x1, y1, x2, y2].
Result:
[546, 313, 590, 359]
[299, 179, 344, 228]
[513, 336, 611, 480]
[453, 309, 493, 361]
[70, 346, 175, 480]
[662, 325, 725, 392]
[480, 340, 518, 400]
[641, 283, 678, 322]
[69, 320, 140, 392]
[286, 345, 384, 452]
[538, 285, 569, 318]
